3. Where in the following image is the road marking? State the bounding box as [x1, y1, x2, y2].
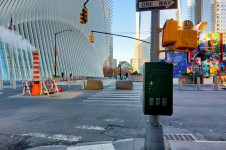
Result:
[74, 125, 105, 131]
[83, 90, 140, 104]
[22, 133, 82, 142]
[83, 100, 139, 103]
[67, 143, 115, 150]
[103, 119, 124, 122]
[91, 95, 140, 98]
[87, 97, 139, 100]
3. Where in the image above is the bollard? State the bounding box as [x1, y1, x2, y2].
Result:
[12, 80, 16, 89]
[179, 78, 183, 91]
[197, 77, 201, 90]
[82, 76, 85, 89]
[67, 79, 71, 90]
[73, 75, 76, 83]
[82, 79, 85, 89]
[214, 76, 218, 91]
[0, 79, 3, 90]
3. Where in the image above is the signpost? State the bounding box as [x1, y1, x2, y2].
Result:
[136, 0, 177, 149]
[136, 0, 177, 11]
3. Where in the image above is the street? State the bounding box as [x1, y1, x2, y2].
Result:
[0, 79, 226, 149]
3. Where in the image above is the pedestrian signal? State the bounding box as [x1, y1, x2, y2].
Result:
[174, 29, 197, 50]
[162, 19, 178, 47]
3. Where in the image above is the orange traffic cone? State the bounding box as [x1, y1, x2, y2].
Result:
[31, 82, 42, 95]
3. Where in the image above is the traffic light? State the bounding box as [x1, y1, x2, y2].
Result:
[80, 10, 85, 24]
[162, 19, 178, 47]
[55, 50, 59, 56]
[174, 29, 197, 50]
[80, 8, 88, 24]
[89, 33, 94, 43]
[84, 8, 88, 23]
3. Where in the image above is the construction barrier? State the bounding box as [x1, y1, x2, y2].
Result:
[22, 80, 60, 96]
[22, 81, 34, 95]
[42, 80, 59, 95]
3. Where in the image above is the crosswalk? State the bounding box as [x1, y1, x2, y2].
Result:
[83, 90, 141, 106]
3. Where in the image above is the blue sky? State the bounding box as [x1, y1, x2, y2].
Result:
[112, 0, 136, 63]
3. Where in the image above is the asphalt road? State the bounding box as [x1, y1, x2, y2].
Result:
[0, 79, 226, 150]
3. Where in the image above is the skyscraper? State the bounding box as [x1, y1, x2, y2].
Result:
[132, 9, 177, 73]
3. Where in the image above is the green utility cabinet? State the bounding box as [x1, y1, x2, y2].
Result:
[143, 62, 173, 116]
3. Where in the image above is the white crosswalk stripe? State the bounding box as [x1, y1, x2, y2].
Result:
[83, 90, 141, 105]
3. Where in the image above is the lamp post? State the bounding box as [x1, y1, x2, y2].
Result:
[118, 61, 122, 80]
[54, 29, 73, 77]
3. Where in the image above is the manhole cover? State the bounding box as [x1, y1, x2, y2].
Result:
[164, 134, 196, 141]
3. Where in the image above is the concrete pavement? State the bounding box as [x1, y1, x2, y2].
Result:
[1, 78, 226, 150]
[27, 138, 226, 150]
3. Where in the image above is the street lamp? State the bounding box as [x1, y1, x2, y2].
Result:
[54, 29, 73, 77]
[118, 61, 122, 80]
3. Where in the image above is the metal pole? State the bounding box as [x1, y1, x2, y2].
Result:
[119, 64, 122, 80]
[54, 33, 57, 77]
[145, 10, 165, 150]
[150, 10, 159, 62]
[54, 29, 73, 77]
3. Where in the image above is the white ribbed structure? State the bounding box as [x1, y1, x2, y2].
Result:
[0, 0, 113, 81]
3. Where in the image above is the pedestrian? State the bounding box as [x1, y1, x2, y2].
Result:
[70, 73, 72, 80]
[125, 72, 128, 80]
[61, 72, 64, 79]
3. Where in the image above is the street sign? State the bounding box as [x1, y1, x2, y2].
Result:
[136, 0, 178, 12]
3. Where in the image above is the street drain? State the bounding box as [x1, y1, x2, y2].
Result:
[164, 134, 196, 141]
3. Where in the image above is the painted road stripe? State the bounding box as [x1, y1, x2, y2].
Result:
[99, 91, 139, 93]
[87, 97, 139, 100]
[91, 95, 139, 98]
[74, 125, 105, 131]
[22, 133, 82, 142]
[83, 100, 139, 103]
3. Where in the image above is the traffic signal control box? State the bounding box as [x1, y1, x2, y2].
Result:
[143, 62, 173, 116]
[174, 29, 197, 50]
[162, 19, 178, 47]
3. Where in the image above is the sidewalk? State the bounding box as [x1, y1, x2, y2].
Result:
[27, 138, 226, 150]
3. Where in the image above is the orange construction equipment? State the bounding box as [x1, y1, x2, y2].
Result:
[22, 81, 33, 95]
[31, 82, 42, 95]
[32, 51, 42, 95]
[42, 80, 59, 95]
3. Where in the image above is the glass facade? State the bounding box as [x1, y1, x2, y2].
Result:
[0, 0, 113, 81]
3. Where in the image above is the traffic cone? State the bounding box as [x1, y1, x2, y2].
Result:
[31, 82, 42, 95]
